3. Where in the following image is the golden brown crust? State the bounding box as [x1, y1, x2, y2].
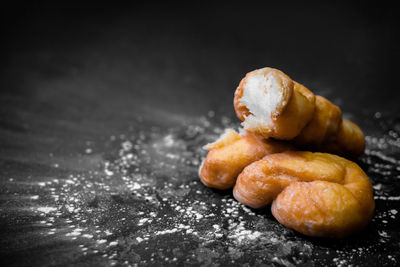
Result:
[199, 130, 293, 190]
[337, 120, 365, 157]
[233, 151, 375, 238]
[234, 68, 315, 140]
[294, 81, 315, 103]
[293, 96, 342, 146]
[233, 67, 365, 157]
[321, 120, 366, 158]
[269, 88, 315, 140]
[233, 76, 250, 122]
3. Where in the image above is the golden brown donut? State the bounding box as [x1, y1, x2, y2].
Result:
[233, 151, 375, 238]
[234, 68, 315, 140]
[199, 129, 293, 190]
[233, 67, 365, 157]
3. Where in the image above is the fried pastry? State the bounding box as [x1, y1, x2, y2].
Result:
[233, 67, 365, 157]
[234, 68, 315, 140]
[233, 151, 375, 238]
[199, 129, 293, 190]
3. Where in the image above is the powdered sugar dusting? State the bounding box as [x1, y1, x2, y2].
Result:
[1, 111, 400, 265]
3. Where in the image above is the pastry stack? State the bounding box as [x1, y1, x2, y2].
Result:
[199, 67, 374, 238]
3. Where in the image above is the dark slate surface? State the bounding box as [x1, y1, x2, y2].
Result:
[1, 2, 399, 267]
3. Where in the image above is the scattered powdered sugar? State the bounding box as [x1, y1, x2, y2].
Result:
[1, 111, 400, 266]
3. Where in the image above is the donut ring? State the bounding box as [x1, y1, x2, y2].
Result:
[233, 151, 375, 238]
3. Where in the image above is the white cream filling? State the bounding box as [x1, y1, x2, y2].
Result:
[239, 72, 284, 130]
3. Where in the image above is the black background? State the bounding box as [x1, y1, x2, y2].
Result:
[1, 1, 400, 266]
[2, 1, 399, 117]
